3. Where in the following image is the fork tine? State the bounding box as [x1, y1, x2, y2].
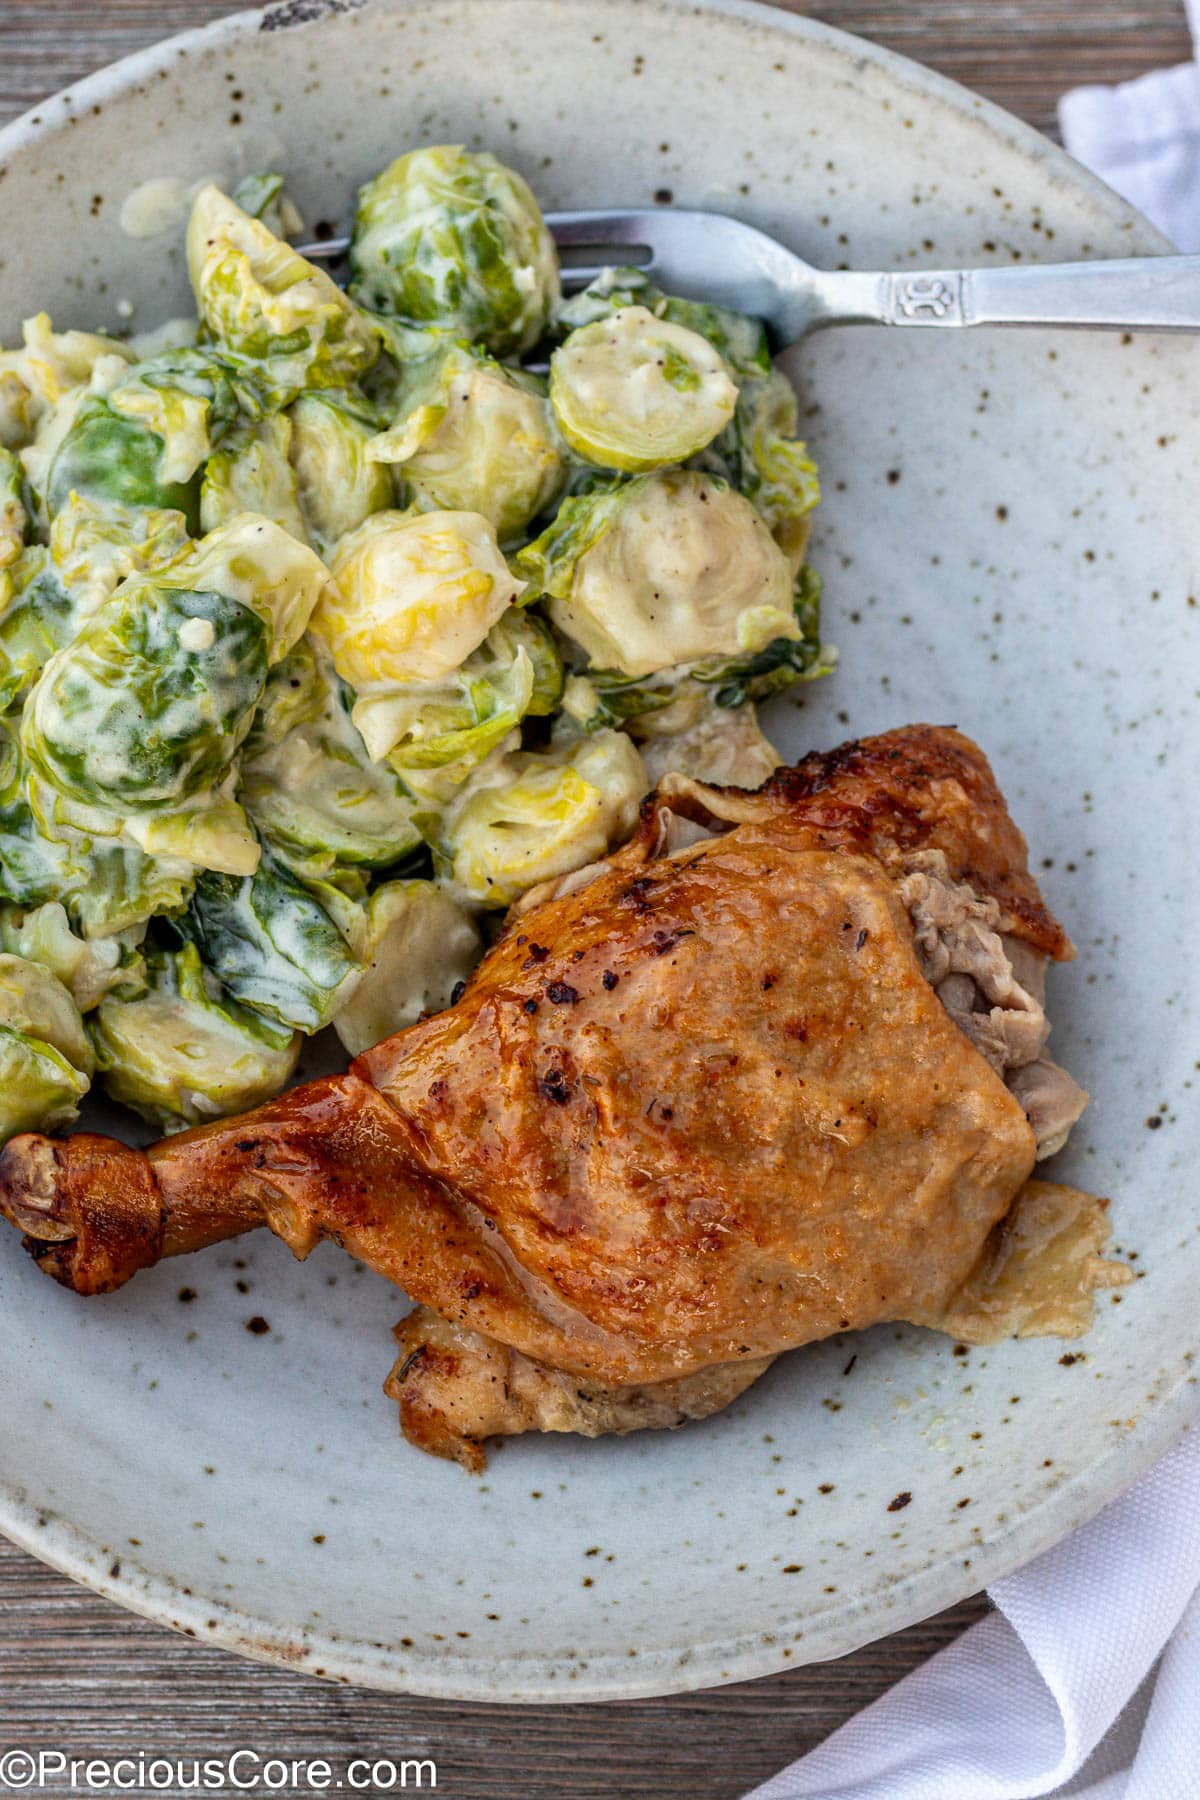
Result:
[296, 210, 659, 265]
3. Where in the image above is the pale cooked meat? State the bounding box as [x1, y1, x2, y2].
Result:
[897, 849, 1086, 1155]
[0, 725, 1107, 1467]
[1008, 1060, 1091, 1161]
[387, 1307, 774, 1472]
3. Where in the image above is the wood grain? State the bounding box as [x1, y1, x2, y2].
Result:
[0, 4, 1186, 1794]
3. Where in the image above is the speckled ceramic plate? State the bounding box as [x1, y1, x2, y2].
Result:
[1, 0, 1197, 1702]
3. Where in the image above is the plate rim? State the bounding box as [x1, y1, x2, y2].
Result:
[0, 0, 1193, 1701]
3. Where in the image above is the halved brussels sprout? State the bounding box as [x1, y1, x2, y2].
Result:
[317, 507, 525, 691]
[368, 344, 565, 542]
[91, 942, 300, 1133]
[549, 306, 737, 473]
[558, 563, 833, 727]
[332, 879, 482, 1055]
[0, 901, 145, 1011]
[23, 580, 270, 813]
[240, 643, 421, 881]
[556, 268, 771, 381]
[180, 850, 361, 1033]
[48, 492, 192, 618]
[349, 146, 560, 357]
[443, 728, 646, 907]
[0, 448, 27, 571]
[200, 413, 306, 540]
[352, 605, 562, 769]
[187, 184, 377, 399]
[288, 390, 392, 555]
[0, 1030, 89, 1142]
[46, 393, 203, 530]
[516, 470, 796, 679]
[0, 951, 93, 1074]
[0, 952, 93, 1144]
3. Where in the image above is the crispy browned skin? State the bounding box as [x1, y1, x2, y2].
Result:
[388, 1307, 776, 1472]
[0, 725, 1067, 1411]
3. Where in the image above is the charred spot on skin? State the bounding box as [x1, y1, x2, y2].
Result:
[761, 973, 777, 991]
[547, 981, 580, 1005]
[521, 943, 550, 970]
[650, 927, 695, 956]
[245, 1316, 270, 1336]
[855, 928, 869, 950]
[450, 979, 467, 1006]
[887, 1491, 912, 1512]
[602, 970, 619, 991]
[621, 876, 657, 913]
[523, 998, 539, 1015]
[539, 1070, 571, 1105]
[178, 1287, 196, 1304]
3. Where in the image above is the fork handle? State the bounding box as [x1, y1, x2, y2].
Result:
[807, 255, 1200, 336]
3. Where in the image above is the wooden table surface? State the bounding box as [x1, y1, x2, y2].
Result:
[0, 4, 1189, 1796]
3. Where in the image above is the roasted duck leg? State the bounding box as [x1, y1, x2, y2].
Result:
[1, 725, 1109, 1468]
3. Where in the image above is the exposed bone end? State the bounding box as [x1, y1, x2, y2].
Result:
[0, 1133, 164, 1294]
[0, 1137, 77, 1241]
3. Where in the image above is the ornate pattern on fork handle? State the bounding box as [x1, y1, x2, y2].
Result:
[887, 272, 965, 324]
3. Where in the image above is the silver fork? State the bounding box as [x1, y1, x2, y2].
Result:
[299, 207, 1200, 349]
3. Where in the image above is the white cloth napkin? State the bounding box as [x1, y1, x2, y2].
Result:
[1058, 0, 1200, 250]
[743, 29, 1200, 1797]
[743, 1429, 1200, 1799]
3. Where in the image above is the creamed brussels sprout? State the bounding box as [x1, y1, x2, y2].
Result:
[317, 507, 525, 693]
[240, 641, 422, 882]
[91, 943, 300, 1133]
[180, 850, 362, 1034]
[200, 413, 306, 540]
[368, 343, 565, 541]
[187, 184, 378, 399]
[516, 470, 797, 679]
[332, 880, 481, 1055]
[0, 902, 144, 1012]
[0, 952, 93, 1144]
[443, 729, 646, 908]
[0, 141, 831, 1146]
[351, 604, 561, 772]
[349, 147, 560, 357]
[46, 393, 204, 530]
[558, 268, 820, 567]
[288, 391, 392, 555]
[549, 307, 737, 473]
